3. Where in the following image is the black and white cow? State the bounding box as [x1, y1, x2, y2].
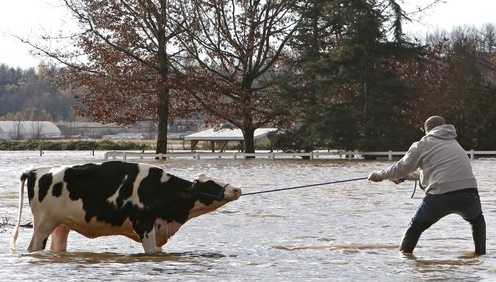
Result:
[10, 161, 241, 253]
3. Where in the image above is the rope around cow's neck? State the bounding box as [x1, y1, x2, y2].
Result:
[242, 177, 368, 196]
[196, 183, 229, 200]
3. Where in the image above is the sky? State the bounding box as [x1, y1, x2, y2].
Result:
[1, 0, 496, 69]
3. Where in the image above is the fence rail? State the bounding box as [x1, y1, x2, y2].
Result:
[103, 150, 496, 161]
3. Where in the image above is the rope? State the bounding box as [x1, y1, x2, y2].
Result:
[243, 176, 368, 196]
[410, 181, 417, 198]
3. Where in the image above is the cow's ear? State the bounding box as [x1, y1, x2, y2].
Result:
[195, 174, 208, 182]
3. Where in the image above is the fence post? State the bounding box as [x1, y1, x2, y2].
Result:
[470, 149, 475, 160]
[388, 150, 392, 161]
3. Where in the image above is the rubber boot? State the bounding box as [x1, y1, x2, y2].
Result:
[399, 228, 423, 253]
[399, 232, 421, 253]
[399, 221, 433, 253]
[470, 214, 486, 255]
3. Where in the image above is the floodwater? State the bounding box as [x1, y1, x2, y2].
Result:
[0, 151, 495, 281]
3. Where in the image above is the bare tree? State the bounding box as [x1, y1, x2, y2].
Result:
[12, 120, 23, 140]
[24, 0, 191, 154]
[177, 0, 306, 153]
[31, 121, 45, 139]
[3, 113, 24, 140]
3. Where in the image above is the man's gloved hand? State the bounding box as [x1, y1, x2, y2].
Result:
[368, 172, 383, 182]
[390, 178, 405, 185]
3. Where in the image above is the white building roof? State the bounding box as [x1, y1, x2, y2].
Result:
[184, 127, 278, 141]
[0, 121, 62, 139]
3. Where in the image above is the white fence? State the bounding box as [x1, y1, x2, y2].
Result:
[103, 150, 496, 161]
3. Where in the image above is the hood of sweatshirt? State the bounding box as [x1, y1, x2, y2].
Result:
[424, 124, 457, 140]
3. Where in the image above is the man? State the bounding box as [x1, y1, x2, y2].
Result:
[368, 116, 486, 256]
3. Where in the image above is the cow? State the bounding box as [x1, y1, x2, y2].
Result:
[10, 161, 242, 253]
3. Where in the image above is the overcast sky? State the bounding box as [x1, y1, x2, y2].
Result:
[1, 0, 495, 69]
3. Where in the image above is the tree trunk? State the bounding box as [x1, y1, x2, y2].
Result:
[156, 87, 169, 155]
[243, 128, 255, 154]
[154, 7, 170, 156]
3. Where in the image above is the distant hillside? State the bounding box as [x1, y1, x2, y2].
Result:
[0, 64, 76, 121]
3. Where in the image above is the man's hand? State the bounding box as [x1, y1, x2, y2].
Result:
[368, 172, 383, 182]
[390, 178, 405, 185]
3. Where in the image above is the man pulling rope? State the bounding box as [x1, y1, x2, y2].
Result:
[368, 116, 486, 256]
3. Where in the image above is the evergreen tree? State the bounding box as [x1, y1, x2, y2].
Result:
[278, 0, 423, 152]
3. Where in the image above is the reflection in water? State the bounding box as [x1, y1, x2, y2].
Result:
[272, 243, 398, 251]
[0, 152, 495, 281]
[22, 250, 227, 264]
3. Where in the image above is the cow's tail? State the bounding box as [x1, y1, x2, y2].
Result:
[10, 172, 28, 252]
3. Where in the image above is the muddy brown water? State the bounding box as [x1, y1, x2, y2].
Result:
[1, 151, 495, 281]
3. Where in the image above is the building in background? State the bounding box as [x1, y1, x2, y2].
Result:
[0, 121, 62, 140]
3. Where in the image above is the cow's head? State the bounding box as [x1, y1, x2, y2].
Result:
[191, 174, 242, 204]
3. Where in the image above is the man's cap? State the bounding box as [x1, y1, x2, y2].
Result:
[424, 116, 446, 133]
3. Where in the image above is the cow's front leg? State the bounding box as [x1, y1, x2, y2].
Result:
[50, 224, 70, 251]
[141, 226, 158, 253]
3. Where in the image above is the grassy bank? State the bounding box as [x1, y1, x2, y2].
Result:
[0, 139, 153, 151]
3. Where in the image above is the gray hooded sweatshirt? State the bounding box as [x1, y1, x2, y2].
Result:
[376, 124, 477, 194]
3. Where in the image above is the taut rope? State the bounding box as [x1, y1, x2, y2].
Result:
[243, 177, 368, 196]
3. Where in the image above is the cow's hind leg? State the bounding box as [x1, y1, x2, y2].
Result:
[50, 225, 70, 251]
[141, 227, 158, 253]
[28, 219, 59, 252]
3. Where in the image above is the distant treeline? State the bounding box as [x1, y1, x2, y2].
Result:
[0, 64, 77, 121]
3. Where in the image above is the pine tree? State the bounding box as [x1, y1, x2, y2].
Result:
[279, 0, 424, 152]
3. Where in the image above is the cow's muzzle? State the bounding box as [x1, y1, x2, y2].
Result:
[224, 185, 242, 201]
